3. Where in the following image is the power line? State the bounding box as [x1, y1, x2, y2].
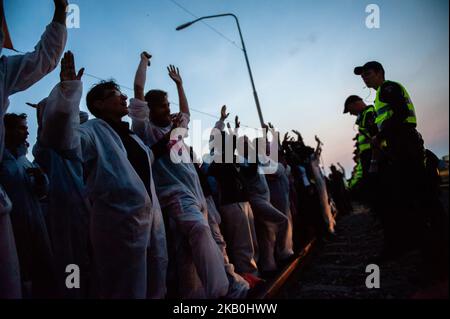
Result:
[167, 0, 242, 51]
[11, 26, 254, 128]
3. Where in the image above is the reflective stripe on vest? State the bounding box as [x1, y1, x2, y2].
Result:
[349, 161, 363, 189]
[357, 134, 371, 152]
[374, 81, 417, 130]
[356, 106, 375, 153]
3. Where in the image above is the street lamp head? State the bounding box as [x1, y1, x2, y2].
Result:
[176, 21, 194, 31]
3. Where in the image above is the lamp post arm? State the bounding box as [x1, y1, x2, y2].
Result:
[178, 13, 265, 126]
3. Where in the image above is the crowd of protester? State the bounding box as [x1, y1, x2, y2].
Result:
[1, 1, 447, 300]
[0, 1, 350, 299]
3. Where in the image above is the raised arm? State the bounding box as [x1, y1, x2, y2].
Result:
[3, 0, 68, 97]
[208, 105, 228, 155]
[291, 130, 302, 143]
[52, 0, 68, 25]
[134, 51, 151, 101]
[40, 51, 84, 151]
[168, 65, 190, 116]
[314, 135, 323, 157]
[214, 104, 229, 132]
[337, 162, 346, 175]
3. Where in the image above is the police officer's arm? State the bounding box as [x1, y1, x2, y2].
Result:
[365, 110, 378, 137]
[377, 82, 410, 139]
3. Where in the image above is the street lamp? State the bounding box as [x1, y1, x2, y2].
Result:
[176, 13, 265, 127]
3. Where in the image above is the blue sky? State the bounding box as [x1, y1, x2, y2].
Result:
[3, 0, 449, 176]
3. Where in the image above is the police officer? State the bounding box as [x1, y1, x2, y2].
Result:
[344, 95, 377, 191]
[354, 61, 425, 260]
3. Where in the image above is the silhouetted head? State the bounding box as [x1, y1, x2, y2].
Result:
[86, 80, 128, 121]
[145, 90, 171, 127]
[354, 61, 385, 89]
[4, 113, 28, 150]
[344, 95, 366, 116]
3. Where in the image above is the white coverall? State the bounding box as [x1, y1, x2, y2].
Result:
[129, 98, 229, 299]
[246, 162, 294, 272]
[266, 162, 294, 258]
[33, 99, 91, 298]
[208, 120, 259, 276]
[0, 147, 54, 298]
[218, 201, 259, 275]
[310, 155, 336, 234]
[205, 195, 249, 298]
[0, 184, 20, 298]
[43, 81, 167, 299]
[0, 21, 67, 298]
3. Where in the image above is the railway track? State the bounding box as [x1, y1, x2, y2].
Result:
[255, 197, 448, 299]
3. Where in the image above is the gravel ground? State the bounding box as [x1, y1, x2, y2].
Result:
[279, 204, 432, 299]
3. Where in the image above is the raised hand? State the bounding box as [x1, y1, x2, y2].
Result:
[141, 51, 152, 66]
[167, 65, 182, 86]
[60, 51, 84, 83]
[235, 116, 241, 129]
[53, 0, 69, 25]
[226, 122, 234, 135]
[54, 0, 69, 8]
[170, 113, 184, 129]
[220, 105, 230, 121]
[315, 135, 322, 145]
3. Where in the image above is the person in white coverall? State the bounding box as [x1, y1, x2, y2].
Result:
[42, 51, 167, 299]
[237, 133, 294, 275]
[31, 98, 91, 298]
[265, 125, 294, 260]
[0, 0, 68, 299]
[310, 138, 336, 235]
[129, 52, 229, 298]
[207, 110, 260, 280]
[0, 113, 55, 298]
[192, 149, 249, 298]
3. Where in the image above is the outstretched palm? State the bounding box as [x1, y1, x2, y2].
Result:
[235, 116, 240, 129]
[220, 105, 230, 121]
[167, 65, 182, 85]
[60, 51, 84, 82]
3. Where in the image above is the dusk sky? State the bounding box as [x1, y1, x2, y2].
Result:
[3, 0, 449, 176]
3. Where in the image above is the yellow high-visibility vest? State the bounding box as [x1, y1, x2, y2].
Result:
[356, 106, 375, 153]
[374, 81, 416, 130]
